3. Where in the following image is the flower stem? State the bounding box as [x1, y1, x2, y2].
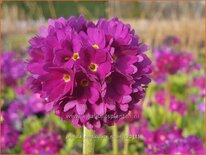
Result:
[164, 75, 171, 123]
[123, 124, 129, 154]
[112, 124, 118, 154]
[83, 126, 94, 154]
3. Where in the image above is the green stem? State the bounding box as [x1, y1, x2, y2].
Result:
[143, 82, 153, 108]
[164, 75, 171, 123]
[123, 124, 129, 154]
[83, 127, 94, 154]
[112, 124, 118, 154]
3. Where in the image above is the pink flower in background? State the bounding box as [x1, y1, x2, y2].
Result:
[1, 52, 26, 87]
[7, 99, 29, 122]
[169, 97, 187, 115]
[198, 102, 205, 113]
[193, 76, 206, 97]
[5, 91, 46, 131]
[152, 36, 198, 85]
[22, 129, 63, 154]
[27, 16, 151, 129]
[146, 135, 205, 154]
[1, 112, 20, 152]
[155, 90, 166, 106]
[155, 90, 187, 115]
[129, 119, 149, 140]
[153, 47, 181, 75]
[130, 123, 182, 146]
[151, 67, 167, 85]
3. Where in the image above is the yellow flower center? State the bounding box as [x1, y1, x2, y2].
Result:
[72, 52, 80, 61]
[92, 44, 99, 49]
[80, 79, 89, 87]
[0, 115, 3, 123]
[113, 54, 117, 62]
[160, 135, 166, 141]
[63, 74, 71, 82]
[106, 76, 112, 84]
[89, 63, 98, 72]
[64, 56, 69, 61]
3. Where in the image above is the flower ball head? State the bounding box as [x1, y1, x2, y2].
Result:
[27, 16, 151, 129]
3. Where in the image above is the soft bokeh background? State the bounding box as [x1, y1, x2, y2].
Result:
[1, 1, 205, 154]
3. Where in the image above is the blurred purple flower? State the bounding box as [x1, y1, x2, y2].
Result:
[1, 51, 26, 87]
[129, 122, 183, 147]
[193, 76, 205, 97]
[152, 45, 197, 84]
[1, 112, 20, 152]
[22, 129, 63, 154]
[146, 135, 205, 154]
[144, 124, 182, 146]
[129, 119, 148, 139]
[7, 94, 46, 125]
[8, 99, 31, 122]
[153, 47, 181, 75]
[155, 90, 166, 106]
[198, 102, 205, 113]
[169, 97, 187, 115]
[155, 90, 187, 115]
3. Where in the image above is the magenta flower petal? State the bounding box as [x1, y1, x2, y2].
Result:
[64, 100, 77, 112]
[92, 101, 106, 116]
[76, 102, 87, 115]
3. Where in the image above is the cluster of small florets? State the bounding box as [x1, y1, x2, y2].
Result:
[27, 16, 151, 129]
[22, 129, 63, 154]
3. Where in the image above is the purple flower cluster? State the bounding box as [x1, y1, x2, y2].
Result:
[1, 112, 20, 152]
[155, 90, 187, 115]
[146, 135, 205, 154]
[152, 41, 197, 84]
[130, 123, 182, 146]
[1, 89, 46, 133]
[7, 99, 29, 123]
[193, 76, 205, 97]
[27, 16, 151, 129]
[130, 121, 205, 154]
[198, 102, 205, 113]
[7, 94, 46, 123]
[143, 124, 183, 146]
[1, 51, 26, 87]
[22, 129, 63, 154]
